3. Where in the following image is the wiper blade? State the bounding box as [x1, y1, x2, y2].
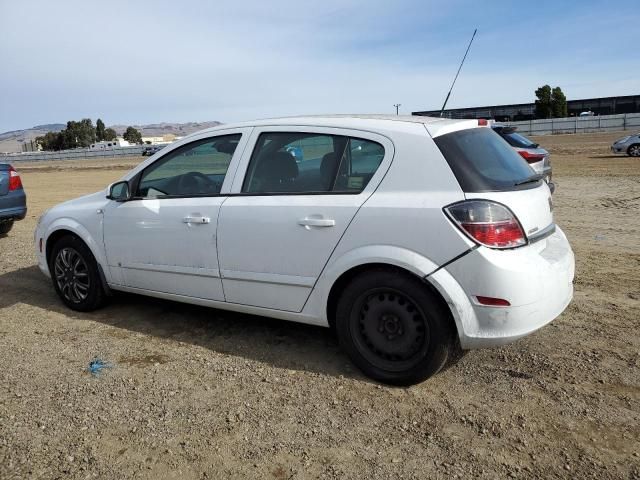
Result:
[514, 174, 543, 186]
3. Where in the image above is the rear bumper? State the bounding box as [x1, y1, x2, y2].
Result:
[0, 189, 27, 221]
[428, 226, 574, 349]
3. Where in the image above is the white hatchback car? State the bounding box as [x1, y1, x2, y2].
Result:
[35, 115, 575, 385]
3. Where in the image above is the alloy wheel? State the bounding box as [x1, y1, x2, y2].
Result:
[54, 247, 90, 303]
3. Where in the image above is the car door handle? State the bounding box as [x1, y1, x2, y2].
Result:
[298, 217, 335, 228]
[183, 216, 211, 224]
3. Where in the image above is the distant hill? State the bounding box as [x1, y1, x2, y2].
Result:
[109, 121, 222, 137]
[0, 121, 222, 153]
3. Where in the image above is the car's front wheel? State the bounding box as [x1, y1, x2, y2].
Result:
[627, 144, 640, 157]
[0, 220, 14, 235]
[49, 235, 107, 312]
[335, 269, 455, 385]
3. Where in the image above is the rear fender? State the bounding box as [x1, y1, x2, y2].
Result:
[304, 245, 442, 326]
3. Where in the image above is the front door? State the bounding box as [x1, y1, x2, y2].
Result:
[218, 128, 391, 311]
[103, 132, 246, 301]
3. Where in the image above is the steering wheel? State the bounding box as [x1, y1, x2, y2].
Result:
[177, 171, 219, 194]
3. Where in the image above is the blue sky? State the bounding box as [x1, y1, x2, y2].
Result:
[0, 0, 638, 132]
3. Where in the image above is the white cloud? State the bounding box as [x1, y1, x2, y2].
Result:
[0, 0, 637, 131]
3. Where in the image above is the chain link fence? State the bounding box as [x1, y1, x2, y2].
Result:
[0, 145, 145, 163]
[504, 113, 640, 136]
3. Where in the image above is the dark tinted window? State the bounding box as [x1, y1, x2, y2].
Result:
[242, 132, 384, 194]
[137, 134, 240, 197]
[434, 128, 539, 192]
[495, 128, 538, 148]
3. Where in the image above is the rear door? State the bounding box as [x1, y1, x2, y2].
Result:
[217, 127, 393, 312]
[433, 126, 553, 238]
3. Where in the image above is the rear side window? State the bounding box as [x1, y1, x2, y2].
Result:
[434, 128, 539, 192]
[242, 132, 384, 194]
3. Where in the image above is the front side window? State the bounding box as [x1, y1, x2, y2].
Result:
[137, 134, 241, 198]
[242, 132, 384, 194]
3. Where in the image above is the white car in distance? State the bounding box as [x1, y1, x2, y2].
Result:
[35, 115, 575, 385]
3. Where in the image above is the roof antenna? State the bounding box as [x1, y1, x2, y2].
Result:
[440, 28, 477, 117]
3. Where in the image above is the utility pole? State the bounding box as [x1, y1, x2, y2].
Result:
[393, 104, 401, 116]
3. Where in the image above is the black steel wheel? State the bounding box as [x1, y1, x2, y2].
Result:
[352, 288, 430, 372]
[336, 268, 455, 385]
[49, 235, 107, 311]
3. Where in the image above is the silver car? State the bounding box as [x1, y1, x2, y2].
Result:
[492, 125, 554, 193]
[611, 133, 640, 157]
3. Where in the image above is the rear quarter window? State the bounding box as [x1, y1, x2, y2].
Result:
[434, 127, 540, 192]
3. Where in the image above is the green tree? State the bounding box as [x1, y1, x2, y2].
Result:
[534, 85, 552, 119]
[123, 126, 142, 144]
[60, 118, 96, 149]
[35, 118, 97, 150]
[36, 131, 64, 151]
[96, 118, 106, 141]
[551, 87, 568, 118]
[103, 128, 117, 141]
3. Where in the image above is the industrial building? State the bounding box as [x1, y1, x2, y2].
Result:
[413, 94, 640, 121]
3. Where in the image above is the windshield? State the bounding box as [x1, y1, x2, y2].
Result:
[434, 127, 540, 192]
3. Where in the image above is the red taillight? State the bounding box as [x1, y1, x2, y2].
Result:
[460, 220, 525, 247]
[9, 166, 22, 191]
[475, 296, 511, 306]
[445, 200, 526, 249]
[518, 150, 546, 164]
[477, 119, 488, 126]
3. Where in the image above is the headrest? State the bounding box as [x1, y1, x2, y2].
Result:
[270, 151, 298, 180]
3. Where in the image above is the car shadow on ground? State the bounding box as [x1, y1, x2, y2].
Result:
[0, 265, 366, 382]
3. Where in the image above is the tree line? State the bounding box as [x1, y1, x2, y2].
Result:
[36, 118, 142, 151]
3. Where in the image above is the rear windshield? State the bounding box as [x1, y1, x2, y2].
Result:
[434, 127, 540, 192]
[499, 130, 538, 148]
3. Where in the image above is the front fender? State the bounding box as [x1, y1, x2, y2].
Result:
[43, 218, 107, 275]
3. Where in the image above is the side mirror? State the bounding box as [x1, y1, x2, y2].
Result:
[107, 181, 131, 202]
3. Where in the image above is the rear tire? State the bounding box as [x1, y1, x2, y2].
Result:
[49, 235, 107, 312]
[335, 269, 455, 386]
[0, 220, 14, 235]
[628, 144, 640, 157]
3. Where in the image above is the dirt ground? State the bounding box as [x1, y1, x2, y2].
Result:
[1, 131, 638, 479]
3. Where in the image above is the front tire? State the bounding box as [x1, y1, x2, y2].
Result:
[49, 235, 107, 312]
[335, 269, 455, 385]
[0, 220, 14, 235]
[628, 144, 640, 157]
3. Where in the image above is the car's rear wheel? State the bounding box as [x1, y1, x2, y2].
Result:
[335, 269, 455, 385]
[0, 220, 14, 235]
[49, 235, 107, 312]
[627, 144, 640, 157]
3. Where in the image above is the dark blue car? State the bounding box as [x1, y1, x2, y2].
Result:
[0, 163, 27, 235]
